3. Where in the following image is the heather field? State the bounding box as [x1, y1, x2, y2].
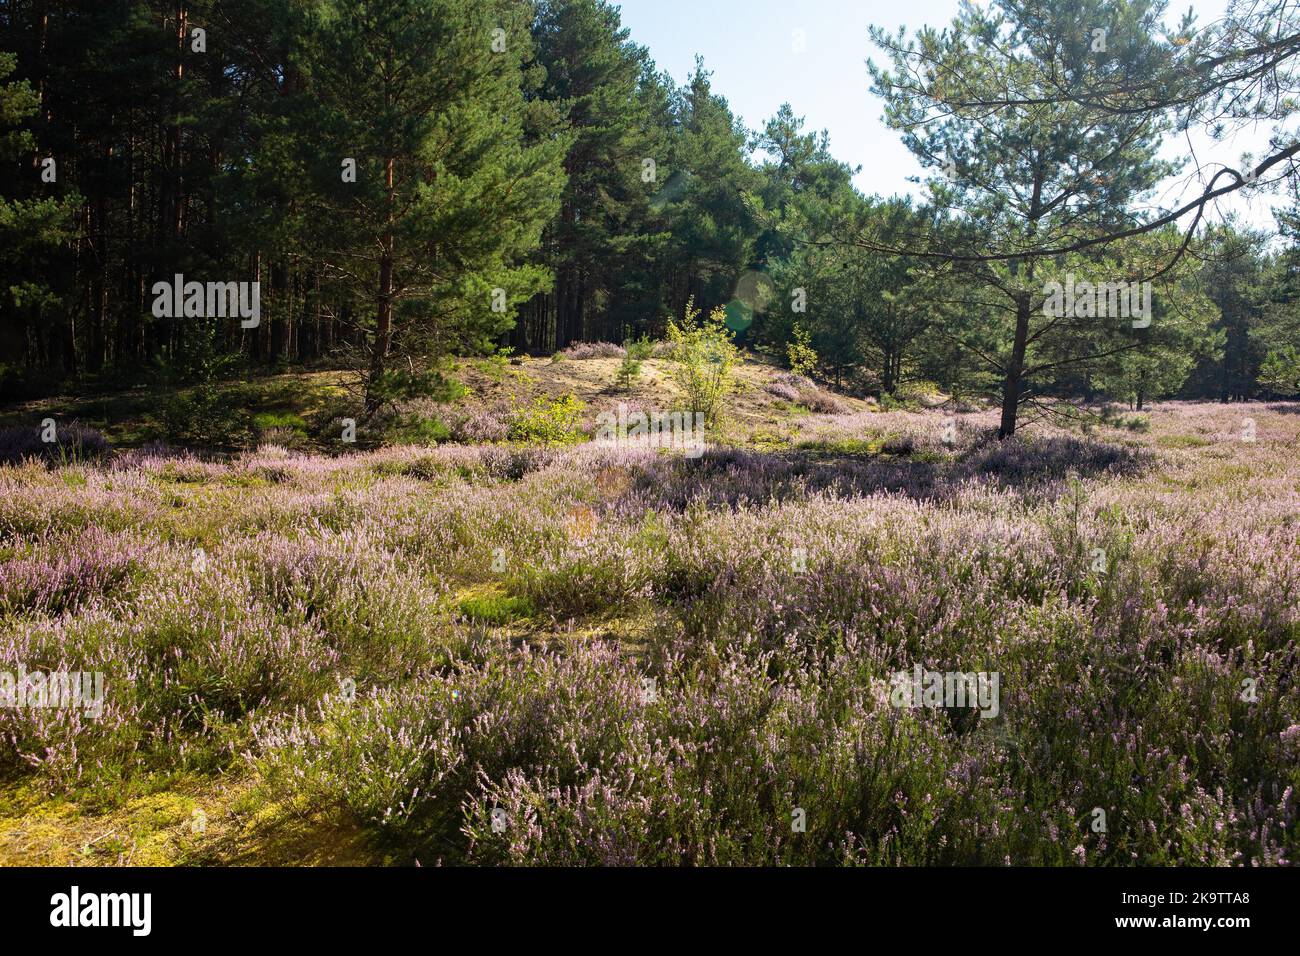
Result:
[1, 400, 1297, 866]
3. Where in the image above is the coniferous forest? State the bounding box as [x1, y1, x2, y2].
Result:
[3, 0, 1299, 424]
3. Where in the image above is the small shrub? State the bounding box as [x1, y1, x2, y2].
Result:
[773, 371, 815, 391]
[559, 342, 626, 360]
[615, 337, 654, 390]
[880, 433, 916, 455]
[508, 392, 587, 445]
[159, 382, 251, 449]
[472, 349, 515, 381]
[626, 337, 654, 362]
[366, 366, 467, 408]
[799, 388, 849, 414]
[787, 323, 818, 377]
[447, 408, 510, 444]
[253, 412, 309, 448]
[390, 416, 452, 445]
[0, 421, 110, 466]
[665, 297, 738, 427]
[896, 381, 946, 406]
[770, 370, 847, 413]
[766, 382, 801, 402]
[615, 360, 639, 391]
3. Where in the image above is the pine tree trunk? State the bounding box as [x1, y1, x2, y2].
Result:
[998, 293, 1032, 438]
[367, 156, 397, 414]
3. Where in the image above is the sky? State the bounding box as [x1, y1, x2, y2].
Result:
[613, 0, 1291, 232]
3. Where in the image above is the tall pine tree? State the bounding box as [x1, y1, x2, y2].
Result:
[301, 0, 566, 411]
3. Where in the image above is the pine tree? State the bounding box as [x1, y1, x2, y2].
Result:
[301, 0, 566, 412]
[870, 0, 1181, 435]
[660, 58, 758, 321]
[0, 49, 80, 379]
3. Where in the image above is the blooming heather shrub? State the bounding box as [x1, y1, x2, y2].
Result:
[0, 577, 341, 802]
[798, 388, 849, 414]
[233, 528, 455, 680]
[0, 526, 151, 615]
[255, 633, 998, 865]
[0, 421, 110, 466]
[766, 381, 801, 402]
[507, 524, 655, 617]
[558, 341, 626, 360]
[773, 371, 815, 391]
[109, 440, 178, 467]
[1, 402, 1297, 865]
[880, 433, 916, 455]
[447, 407, 510, 443]
[252, 636, 653, 848]
[372, 445, 560, 486]
[767, 372, 849, 413]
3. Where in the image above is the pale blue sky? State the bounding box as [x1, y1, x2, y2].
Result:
[614, 0, 1289, 231]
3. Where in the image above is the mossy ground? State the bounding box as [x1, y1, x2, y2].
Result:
[0, 774, 391, 866]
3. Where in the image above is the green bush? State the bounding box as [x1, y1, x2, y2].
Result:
[389, 415, 452, 445]
[787, 323, 818, 377]
[252, 412, 310, 447]
[626, 336, 655, 362]
[508, 392, 586, 445]
[471, 348, 516, 381]
[615, 336, 654, 390]
[1260, 345, 1300, 396]
[159, 382, 251, 449]
[665, 297, 738, 427]
[367, 366, 467, 409]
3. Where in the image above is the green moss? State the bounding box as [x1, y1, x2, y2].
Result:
[797, 437, 883, 456]
[389, 415, 452, 445]
[457, 588, 535, 625]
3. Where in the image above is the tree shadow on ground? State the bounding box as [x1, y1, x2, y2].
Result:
[609, 432, 1150, 513]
